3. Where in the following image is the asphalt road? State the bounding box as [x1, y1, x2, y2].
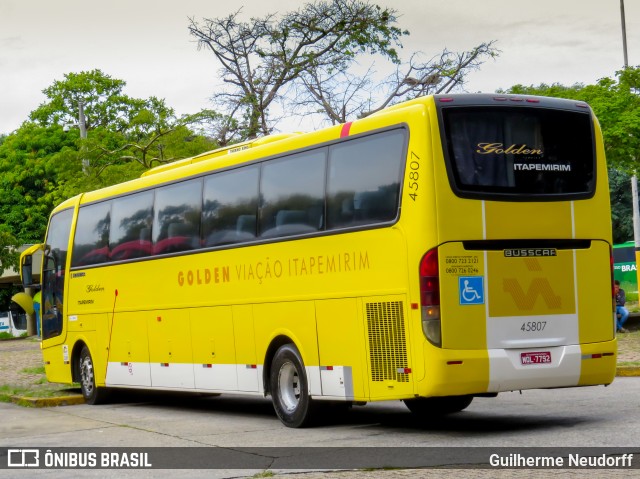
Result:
[1, 379, 639, 478]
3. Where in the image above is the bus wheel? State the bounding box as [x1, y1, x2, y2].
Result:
[79, 346, 109, 405]
[403, 395, 473, 416]
[270, 344, 315, 428]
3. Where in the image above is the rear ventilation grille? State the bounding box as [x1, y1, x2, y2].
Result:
[366, 301, 408, 382]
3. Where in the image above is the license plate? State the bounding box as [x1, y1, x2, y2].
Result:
[520, 351, 551, 365]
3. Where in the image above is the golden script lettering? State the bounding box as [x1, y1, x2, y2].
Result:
[476, 143, 543, 156]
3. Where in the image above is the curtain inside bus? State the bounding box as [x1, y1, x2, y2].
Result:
[441, 107, 595, 198]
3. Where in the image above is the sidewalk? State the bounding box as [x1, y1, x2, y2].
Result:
[0, 338, 84, 407]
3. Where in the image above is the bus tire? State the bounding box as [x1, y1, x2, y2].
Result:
[403, 395, 473, 416]
[79, 345, 109, 405]
[269, 343, 315, 428]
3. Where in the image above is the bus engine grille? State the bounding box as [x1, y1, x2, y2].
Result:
[366, 301, 409, 382]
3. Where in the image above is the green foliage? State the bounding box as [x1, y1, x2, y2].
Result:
[0, 70, 218, 250]
[30, 69, 129, 130]
[0, 228, 20, 277]
[0, 123, 78, 242]
[30, 70, 218, 173]
[609, 168, 634, 244]
[0, 286, 21, 315]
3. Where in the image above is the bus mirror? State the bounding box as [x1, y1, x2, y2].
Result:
[11, 292, 34, 315]
[21, 255, 33, 288]
[19, 243, 43, 288]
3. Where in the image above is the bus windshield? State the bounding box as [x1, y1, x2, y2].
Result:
[41, 208, 73, 340]
[441, 107, 595, 199]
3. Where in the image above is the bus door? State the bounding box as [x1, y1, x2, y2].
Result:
[40, 208, 74, 346]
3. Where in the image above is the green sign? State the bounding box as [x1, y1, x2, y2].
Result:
[613, 241, 638, 302]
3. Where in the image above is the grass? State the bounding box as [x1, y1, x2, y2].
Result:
[0, 332, 29, 340]
[252, 471, 275, 478]
[0, 384, 78, 403]
[0, 350, 80, 403]
[616, 325, 640, 367]
[20, 366, 45, 375]
[627, 301, 640, 313]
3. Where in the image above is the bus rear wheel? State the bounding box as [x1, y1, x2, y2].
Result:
[269, 343, 316, 428]
[403, 395, 473, 416]
[79, 346, 109, 405]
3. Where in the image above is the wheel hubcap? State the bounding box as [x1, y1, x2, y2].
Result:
[278, 360, 300, 412]
[81, 356, 94, 396]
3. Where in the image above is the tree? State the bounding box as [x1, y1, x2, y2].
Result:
[184, 109, 244, 147]
[30, 70, 131, 130]
[295, 42, 499, 124]
[30, 70, 218, 174]
[609, 168, 634, 243]
[189, 0, 407, 139]
[0, 124, 78, 242]
[0, 228, 19, 277]
[0, 71, 219, 248]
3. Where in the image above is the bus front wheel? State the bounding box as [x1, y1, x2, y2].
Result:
[269, 344, 316, 428]
[79, 346, 109, 405]
[403, 395, 473, 416]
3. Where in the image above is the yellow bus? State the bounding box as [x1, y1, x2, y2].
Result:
[20, 94, 616, 427]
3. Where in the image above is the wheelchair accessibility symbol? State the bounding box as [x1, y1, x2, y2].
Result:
[459, 276, 484, 305]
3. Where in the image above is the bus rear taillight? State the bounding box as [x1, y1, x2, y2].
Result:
[420, 248, 441, 346]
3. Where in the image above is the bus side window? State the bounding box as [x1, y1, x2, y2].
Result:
[326, 129, 405, 230]
[276, 210, 306, 227]
[109, 191, 153, 261]
[202, 166, 259, 247]
[354, 189, 398, 222]
[153, 179, 202, 255]
[259, 149, 326, 239]
[236, 215, 257, 236]
[71, 201, 112, 267]
[261, 210, 317, 239]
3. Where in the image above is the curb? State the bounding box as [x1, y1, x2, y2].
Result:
[10, 394, 85, 407]
[616, 367, 640, 377]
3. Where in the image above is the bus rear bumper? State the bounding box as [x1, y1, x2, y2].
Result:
[577, 339, 617, 386]
[418, 340, 617, 397]
[488, 340, 617, 392]
[487, 344, 582, 392]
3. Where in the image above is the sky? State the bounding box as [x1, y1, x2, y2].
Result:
[0, 0, 639, 135]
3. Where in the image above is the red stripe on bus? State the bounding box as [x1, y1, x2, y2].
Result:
[340, 122, 353, 138]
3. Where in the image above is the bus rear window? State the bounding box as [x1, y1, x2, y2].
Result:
[441, 107, 595, 199]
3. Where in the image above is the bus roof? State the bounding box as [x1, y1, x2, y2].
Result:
[74, 132, 316, 206]
[59, 93, 594, 209]
[140, 132, 303, 178]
